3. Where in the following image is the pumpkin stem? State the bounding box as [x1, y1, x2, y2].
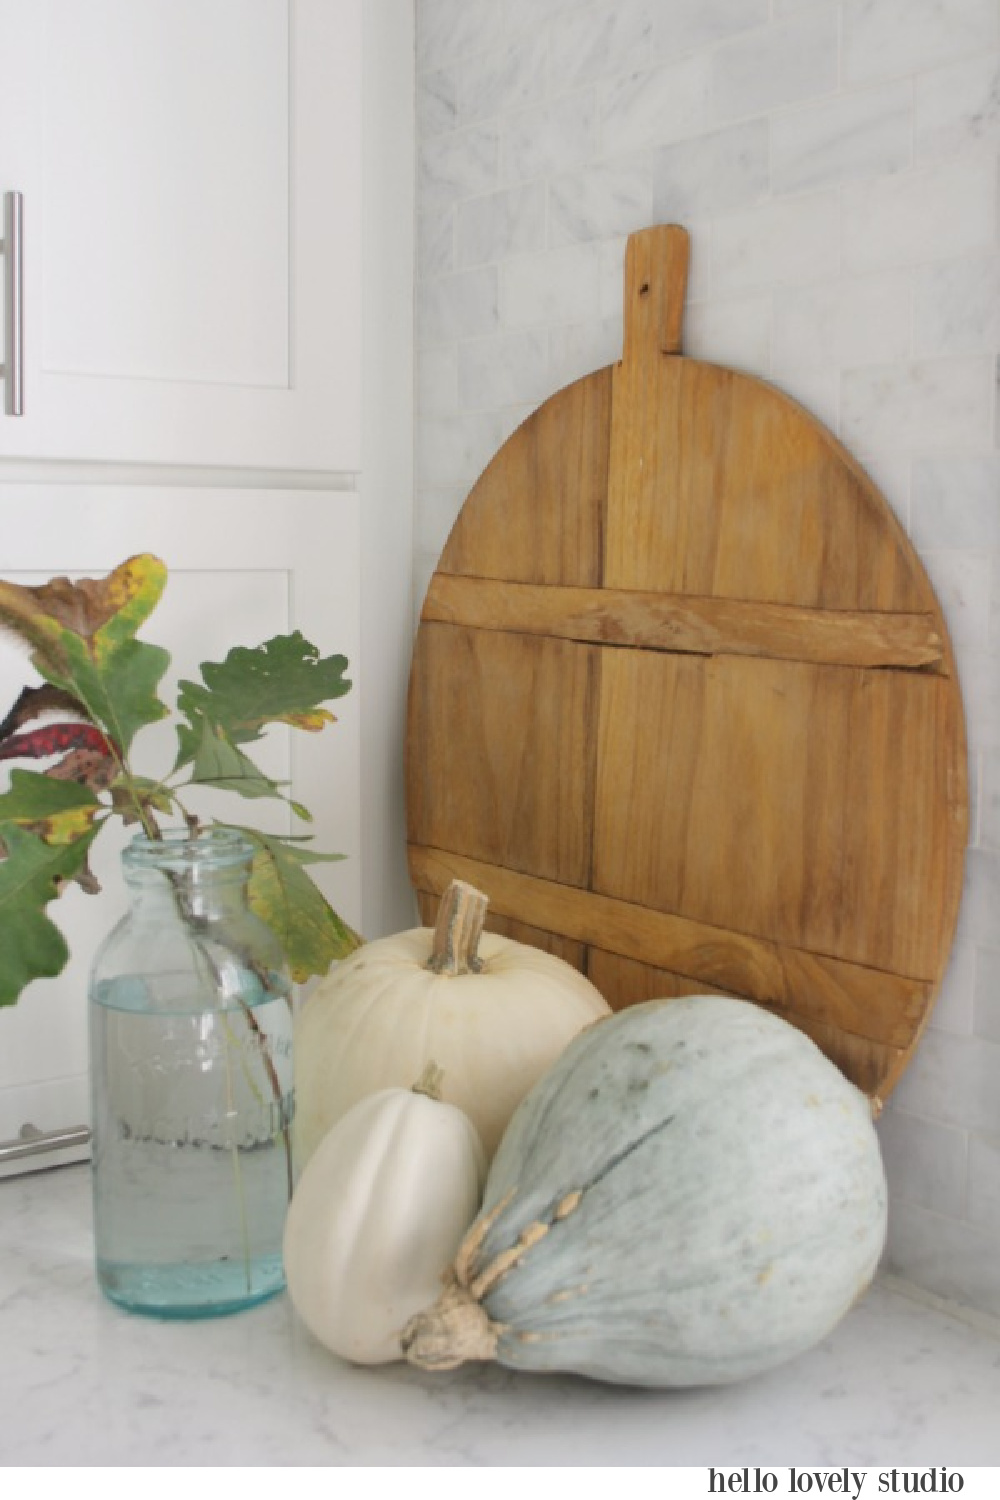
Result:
[427, 880, 488, 976]
[412, 1061, 444, 1101]
[400, 1273, 499, 1371]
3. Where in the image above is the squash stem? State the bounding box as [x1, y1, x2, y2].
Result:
[412, 1061, 444, 1101]
[427, 880, 488, 976]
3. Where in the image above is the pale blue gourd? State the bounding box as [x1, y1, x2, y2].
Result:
[402, 994, 887, 1387]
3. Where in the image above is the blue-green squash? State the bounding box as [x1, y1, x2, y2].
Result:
[402, 995, 887, 1387]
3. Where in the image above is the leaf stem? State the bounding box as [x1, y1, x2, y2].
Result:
[164, 862, 294, 1200]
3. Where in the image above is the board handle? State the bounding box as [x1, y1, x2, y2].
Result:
[621, 223, 690, 366]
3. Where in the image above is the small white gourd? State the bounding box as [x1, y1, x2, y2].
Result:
[283, 1064, 485, 1365]
[294, 879, 610, 1168]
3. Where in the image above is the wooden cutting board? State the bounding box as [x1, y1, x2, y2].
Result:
[406, 224, 968, 1106]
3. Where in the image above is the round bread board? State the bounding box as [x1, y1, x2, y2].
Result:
[406, 224, 968, 1106]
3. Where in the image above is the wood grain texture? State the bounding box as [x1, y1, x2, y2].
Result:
[406, 222, 968, 1103]
[422, 574, 947, 671]
[407, 622, 600, 888]
[438, 368, 612, 587]
[592, 649, 959, 978]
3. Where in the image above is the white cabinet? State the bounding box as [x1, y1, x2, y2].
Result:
[0, 1, 415, 1180]
[0, 0, 361, 470]
[0, 484, 362, 1172]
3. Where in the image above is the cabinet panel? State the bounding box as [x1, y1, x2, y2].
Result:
[0, 0, 360, 469]
[0, 484, 362, 1173]
[43, 0, 290, 390]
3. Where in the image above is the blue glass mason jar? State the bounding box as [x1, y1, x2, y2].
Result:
[88, 828, 294, 1319]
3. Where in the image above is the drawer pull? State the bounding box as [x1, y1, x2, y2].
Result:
[0, 1121, 91, 1165]
[2, 189, 24, 417]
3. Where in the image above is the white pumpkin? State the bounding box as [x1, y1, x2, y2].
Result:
[403, 995, 888, 1388]
[294, 879, 610, 1167]
[283, 1065, 485, 1365]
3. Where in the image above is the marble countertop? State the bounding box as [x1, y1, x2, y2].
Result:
[2, 1163, 999, 1467]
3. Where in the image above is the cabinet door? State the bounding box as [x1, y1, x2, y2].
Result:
[0, 0, 360, 470]
[0, 484, 361, 1174]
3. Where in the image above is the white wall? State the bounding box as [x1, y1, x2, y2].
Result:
[412, 0, 1000, 1317]
[361, 0, 418, 939]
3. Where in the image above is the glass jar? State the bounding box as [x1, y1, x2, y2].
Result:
[88, 828, 294, 1319]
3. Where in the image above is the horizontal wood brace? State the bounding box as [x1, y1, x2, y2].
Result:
[423, 574, 946, 672]
[408, 843, 933, 1052]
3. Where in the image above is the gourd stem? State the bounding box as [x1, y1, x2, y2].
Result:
[401, 1273, 499, 1371]
[412, 1062, 444, 1101]
[427, 880, 488, 976]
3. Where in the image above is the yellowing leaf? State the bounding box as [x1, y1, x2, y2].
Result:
[0, 769, 101, 824]
[37, 805, 103, 845]
[0, 554, 167, 662]
[281, 709, 336, 733]
[239, 828, 361, 982]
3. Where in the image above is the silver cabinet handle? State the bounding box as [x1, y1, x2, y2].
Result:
[0, 1122, 91, 1165]
[2, 190, 24, 416]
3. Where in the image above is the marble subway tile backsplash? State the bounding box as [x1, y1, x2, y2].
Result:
[841, 356, 994, 452]
[711, 191, 842, 293]
[769, 80, 913, 195]
[600, 55, 711, 156]
[653, 0, 771, 62]
[709, 7, 839, 121]
[910, 455, 1000, 550]
[841, 0, 999, 89]
[417, 265, 497, 344]
[457, 37, 549, 127]
[652, 120, 769, 220]
[457, 182, 547, 267]
[841, 153, 998, 272]
[503, 242, 604, 326]
[549, 156, 653, 245]
[502, 92, 600, 182]
[913, 54, 1000, 163]
[771, 270, 913, 370]
[418, 123, 499, 216]
[548, 0, 653, 92]
[414, 0, 1000, 1320]
[876, 1107, 968, 1221]
[458, 327, 551, 408]
[913, 254, 1000, 358]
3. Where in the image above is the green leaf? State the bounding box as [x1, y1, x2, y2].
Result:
[234, 827, 361, 983]
[0, 769, 101, 823]
[0, 823, 101, 1007]
[187, 719, 287, 802]
[175, 632, 351, 768]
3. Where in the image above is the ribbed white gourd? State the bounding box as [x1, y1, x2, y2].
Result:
[283, 1068, 485, 1366]
[403, 995, 888, 1388]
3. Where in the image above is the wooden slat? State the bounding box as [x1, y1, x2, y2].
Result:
[437, 368, 612, 588]
[407, 623, 600, 889]
[593, 648, 961, 980]
[408, 844, 931, 1052]
[422, 574, 946, 671]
